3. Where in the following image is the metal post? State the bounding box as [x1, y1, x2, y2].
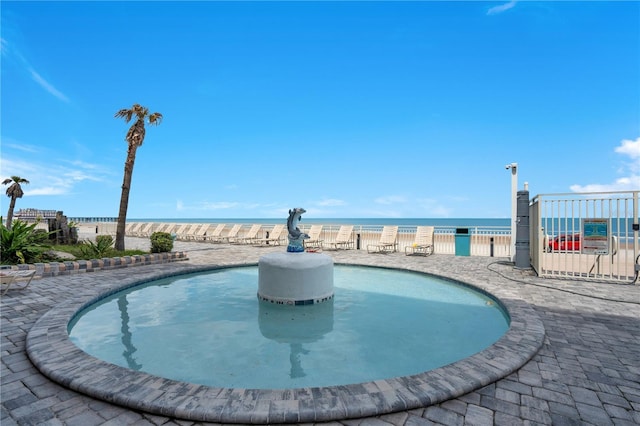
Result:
[634, 191, 639, 285]
[505, 163, 518, 262]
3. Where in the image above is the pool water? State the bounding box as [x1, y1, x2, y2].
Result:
[69, 265, 509, 389]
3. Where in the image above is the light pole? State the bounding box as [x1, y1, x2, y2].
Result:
[505, 163, 518, 262]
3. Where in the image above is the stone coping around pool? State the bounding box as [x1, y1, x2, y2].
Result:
[0, 251, 188, 278]
[26, 262, 545, 424]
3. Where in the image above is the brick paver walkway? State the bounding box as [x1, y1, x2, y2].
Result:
[2, 237, 639, 425]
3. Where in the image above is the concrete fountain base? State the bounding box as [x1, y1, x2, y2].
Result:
[258, 252, 334, 305]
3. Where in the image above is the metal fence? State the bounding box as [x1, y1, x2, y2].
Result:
[298, 225, 511, 256]
[531, 191, 639, 283]
[88, 221, 512, 257]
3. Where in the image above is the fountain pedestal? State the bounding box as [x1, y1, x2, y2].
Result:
[258, 252, 334, 305]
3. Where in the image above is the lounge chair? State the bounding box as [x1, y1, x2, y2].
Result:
[187, 224, 210, 241]
[367, 226, 398, 253]
[153, 223, 167, 233]
[204, 224, 227, 242]
[405, 226, 434, 256]
[175, 224, 200, 240]
[154, 223, 174, 234]
[234, 224, 262, 245]
[171, 224, 191, 240]
[323, 225, 354, 250]
[126, 222, 143, 236]
[220, 224, 243, 244]
[162, 223, 178, 235]
[135, 223, 154, 237]
[124, 222, 136, 235]
[304, 225, 323, 251]
[1, 270, 36, 296]
[254, 224, 286, 246]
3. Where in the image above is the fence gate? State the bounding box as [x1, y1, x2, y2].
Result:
[530, 191, 639, 283]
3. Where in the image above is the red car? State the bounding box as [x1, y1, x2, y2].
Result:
[547, 234, 581, 252]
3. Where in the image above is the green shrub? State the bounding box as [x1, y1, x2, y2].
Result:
[1, 219, 53, 264]
[150, 231, 173, 253]
[80, 235, 114, 258]
[96, 234, 114, 247]
[53, 243, 146, 260]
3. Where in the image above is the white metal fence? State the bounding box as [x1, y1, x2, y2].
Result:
[531, 191, 639, 283]
[89, 222, 512, 257]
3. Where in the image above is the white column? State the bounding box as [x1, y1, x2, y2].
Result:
[506, 163, 518, 262]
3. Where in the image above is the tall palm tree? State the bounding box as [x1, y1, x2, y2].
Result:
[114, 104, 162, 251]
[2, 176, 29, 230]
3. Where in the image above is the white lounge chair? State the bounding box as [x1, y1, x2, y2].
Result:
[175, 224, 200, 240]
[367, 226, 398, 253]
[126, 222, 143, 236]
[405, 226, 434, 256]
[171, 224, 190, 240]
[254, 224, 286, 246]
[1, 270, 36, 296]
[187, 224, 210, 241]
[304, 225, 323, 251]
[235, 224, 262, 245]
[162, 223, 178, 235]
[154, 223, 173, 234]
[221, 224, 243, 244]
[323, 225, 354, 250]
[204, 224, 227, 242]
[135, 223, 154, 237]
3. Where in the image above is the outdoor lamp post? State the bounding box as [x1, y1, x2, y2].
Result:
[505, 163, 518, 262]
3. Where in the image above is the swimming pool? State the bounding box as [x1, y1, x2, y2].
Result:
[68, 265, 509, 389]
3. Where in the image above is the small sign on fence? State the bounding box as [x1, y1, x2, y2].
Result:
[582, 218, 609, 255]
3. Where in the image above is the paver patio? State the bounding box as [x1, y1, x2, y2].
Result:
[2, 236, 639, 425]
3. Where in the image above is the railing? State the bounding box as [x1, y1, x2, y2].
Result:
[86, 221, 512, 257]
[69, 217, 117, 223]
[14, 209, 58, 219]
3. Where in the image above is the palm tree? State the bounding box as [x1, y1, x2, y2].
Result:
[2, 176, 30, 230]
[114, 104, 162, 251]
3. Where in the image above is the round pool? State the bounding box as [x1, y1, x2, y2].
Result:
[68, 265, 509, 389]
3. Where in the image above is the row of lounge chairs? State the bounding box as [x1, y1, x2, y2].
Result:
[307, 225, 434, 255]
[123, 223, 286, 246]
[123, 223, 434, 255]
[365, 225, 434, 256]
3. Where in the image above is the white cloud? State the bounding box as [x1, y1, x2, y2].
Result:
[25, 186, 66, 196]
[64, 170, 103, 182]
[416, 198, 454, 217]
[202, 201, 239, 210]
[176, 200, 238, 212]
[29, 69, 70, 103]
[374, 195, 407, 205]
[68, 160, 100, 170]
[487, 1, 517, 16]
[316, 198, 346, 207]
[570, 176, 640, 193]
[1, 140, 39, 153]
[3, 38, 70, 102]
[571, 137, 640, 193]
[614, 137, 640, 159]
[2, 156, 110, 197]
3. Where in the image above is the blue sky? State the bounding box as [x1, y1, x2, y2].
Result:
[1, 1, 639, 219]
